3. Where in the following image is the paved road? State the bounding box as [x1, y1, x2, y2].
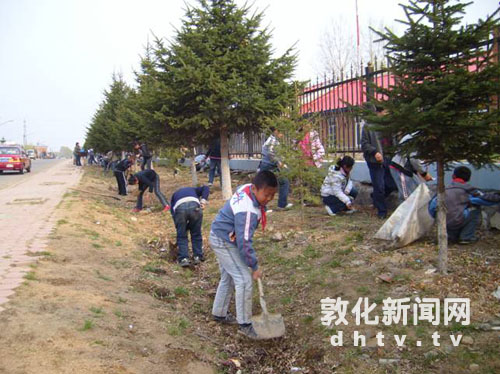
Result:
[0, 158, 65, 190]
[0, 159, 82, 312]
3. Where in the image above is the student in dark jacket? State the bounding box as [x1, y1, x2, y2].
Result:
[206, 136, 221, 187]
[361, 107, 397, 218]
[170, 186, 210, 267]
[74, 142, 82, 166]
[114, 154, 135, 196]
[128, 169, 170, 212]
[429, 166, 500, 244]
[133, 141, 152, 170]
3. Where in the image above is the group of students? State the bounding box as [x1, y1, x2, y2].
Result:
[107, 137, 280, 339]
[260, 107, 499, 245]
[110, 140, 278, 339]
[109, 141, 210, 268]
[106, 131, 498, 340]
[324, 106, 499, 244]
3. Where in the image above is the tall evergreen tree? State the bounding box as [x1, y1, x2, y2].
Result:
[364, 0, 500, 273]
[158, 0, 297, 198]
[86, 74, 141, 153]
[134, 41, 181, 149]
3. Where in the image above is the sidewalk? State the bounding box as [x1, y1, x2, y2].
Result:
[0, 160, 82, 312]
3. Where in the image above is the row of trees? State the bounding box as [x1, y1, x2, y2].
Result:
[85, 0, 298, 199]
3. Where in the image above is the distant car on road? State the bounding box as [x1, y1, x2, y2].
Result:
[0, 145, 32, 174]
[27, 149, 36, 160]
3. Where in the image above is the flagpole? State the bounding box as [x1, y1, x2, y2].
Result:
[356, 0, 360, 73]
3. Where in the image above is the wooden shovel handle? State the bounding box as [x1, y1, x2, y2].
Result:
[257, 278, 265, 297]
[257, 278, 269, 316]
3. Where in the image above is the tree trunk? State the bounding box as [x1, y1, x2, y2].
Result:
[220, 128, 233, 200]
[436, 159, 448, 274]
[191, 147, 198, 186]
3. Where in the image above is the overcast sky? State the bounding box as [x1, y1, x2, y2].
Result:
[0, 0, 497, 151]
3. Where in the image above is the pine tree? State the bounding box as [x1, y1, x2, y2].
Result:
[134, 40, 183, 149]
[157, 0, 297, 199]
[364, 0, 500, 273]
[85, 74, 141, 153]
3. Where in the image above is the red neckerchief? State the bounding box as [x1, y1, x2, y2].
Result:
[242, 185, 266, 231]
[453, 177, 466, 184]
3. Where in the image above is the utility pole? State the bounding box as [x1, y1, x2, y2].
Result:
[23, 120, 27, 146]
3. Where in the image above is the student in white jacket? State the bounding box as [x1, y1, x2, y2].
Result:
[320, 156, 357, 216]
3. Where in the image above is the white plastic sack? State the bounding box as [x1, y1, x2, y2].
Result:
[491, 211, 500, 230]
[375, 183, 434, 248]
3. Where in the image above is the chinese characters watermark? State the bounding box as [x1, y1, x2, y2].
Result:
[320, 297, 470, 347]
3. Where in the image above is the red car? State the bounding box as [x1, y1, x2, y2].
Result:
[0, 145, 32, 174]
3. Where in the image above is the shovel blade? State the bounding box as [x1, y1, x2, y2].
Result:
[252, 313, 285, 339]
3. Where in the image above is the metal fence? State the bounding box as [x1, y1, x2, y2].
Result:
[229, 132, 267, 158]
[221, 63, 389, 158]
[226, 64, 389, 158]
[298, 63, 392, 156]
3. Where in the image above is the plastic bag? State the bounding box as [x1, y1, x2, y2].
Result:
[375, 183, 434, 248]
[490, 211, 500, 230]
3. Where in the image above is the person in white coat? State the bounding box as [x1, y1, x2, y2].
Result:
[320, 156, 357, 216]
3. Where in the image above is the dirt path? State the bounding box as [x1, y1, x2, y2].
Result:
[0, 160, 82, 312]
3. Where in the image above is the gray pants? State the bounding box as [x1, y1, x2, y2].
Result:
[210, 231, 253, 325]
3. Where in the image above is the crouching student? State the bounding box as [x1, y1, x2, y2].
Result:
[429, 166, 500, 244]
[114, 153, 135, 196]
[320, 156, 357, 216]
[128, 169, 170, 213]
[210, 170, 278, 340]
[170, 186, 210, 267]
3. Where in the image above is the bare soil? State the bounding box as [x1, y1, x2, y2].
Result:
[0, 165, 499, 374]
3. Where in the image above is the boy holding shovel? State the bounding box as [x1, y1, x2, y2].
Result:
[210, 170, 278, 339]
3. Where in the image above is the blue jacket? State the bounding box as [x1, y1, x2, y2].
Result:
[171, 186, 210, 214]
[211, 184, 265, 271]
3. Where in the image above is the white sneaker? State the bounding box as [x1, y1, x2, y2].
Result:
[286, 203, 293, 209]
[325, 206, 336, 216]
[208, 183, 213, 187]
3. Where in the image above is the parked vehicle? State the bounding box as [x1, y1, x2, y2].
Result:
[27, 149, 36, 159]
[0, 145, 32, 174]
